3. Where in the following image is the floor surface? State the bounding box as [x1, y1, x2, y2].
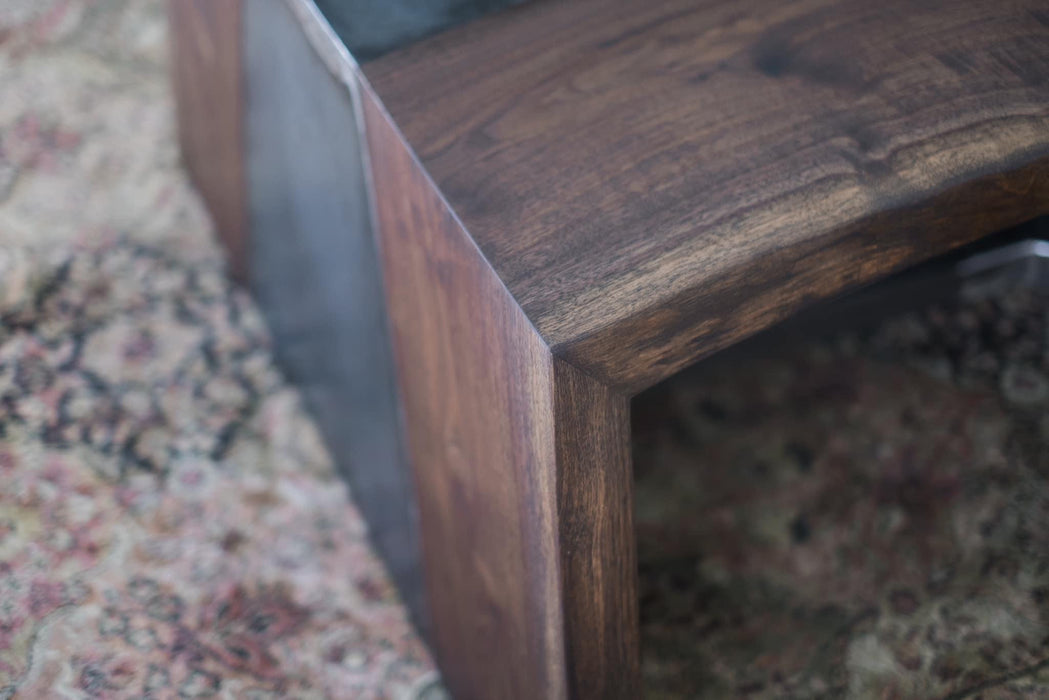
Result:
[0, 2, 438, 697]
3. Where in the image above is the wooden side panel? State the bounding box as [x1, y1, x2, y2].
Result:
[168, 0, 247, 281]
[361, 84, 569, 700]
[554, 360, 640, 699]
[362, 79, 643, 699]
[174, 2, 646, 693]
[240, 0, 427, 628]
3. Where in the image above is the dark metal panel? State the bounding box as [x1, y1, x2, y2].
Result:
[313, 0, 528, 62]
[242, 0, 426, 632]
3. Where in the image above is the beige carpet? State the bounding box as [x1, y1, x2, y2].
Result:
[0, 1, 438, 697]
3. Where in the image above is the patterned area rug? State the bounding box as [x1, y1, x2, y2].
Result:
[5, 1, 1049, 699]
[636, 280, 1049, 698]
[0, 1, 437, 697]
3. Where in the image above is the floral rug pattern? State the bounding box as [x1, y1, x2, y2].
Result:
[0, 1, 437, 698]
[636, 282, 1049, 699]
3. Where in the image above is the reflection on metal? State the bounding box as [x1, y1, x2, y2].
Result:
[958, 239, 1049, 295]
[243, 0, 426, 633]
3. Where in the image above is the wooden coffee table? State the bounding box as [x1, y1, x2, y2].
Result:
[169, 0, 1049, 696]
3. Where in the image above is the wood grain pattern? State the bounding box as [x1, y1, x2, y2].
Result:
[361, 82, 567, 700]
[554, 359, 640, 699]
[168, 0, 247, 281]
[362, 78, 641, 699]
[171, 1, 646, 694]
[364, 0, 1049, 391]
[171, 2, 644, 693]
[174, 0, 1049, 695]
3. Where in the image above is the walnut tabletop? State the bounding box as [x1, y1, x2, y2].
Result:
[171, 0, 1049, 697]
[364, 0, 1049, 391]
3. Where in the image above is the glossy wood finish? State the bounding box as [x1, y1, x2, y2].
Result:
[171, 0, 1049, 697]
[554, 360, 640, 699]
[172, 2, 643, 696]
[168, 0, 247, 281]
[363, 81, 640, 700]
[240, 0, 427, 632]
[364, 0, 1049, 391]
[362, 83, 568, 698]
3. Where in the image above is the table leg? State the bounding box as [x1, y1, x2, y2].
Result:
[168, 0, 246, 281]
[362, 84, 641, 700]
[170, 1, 642, 695]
